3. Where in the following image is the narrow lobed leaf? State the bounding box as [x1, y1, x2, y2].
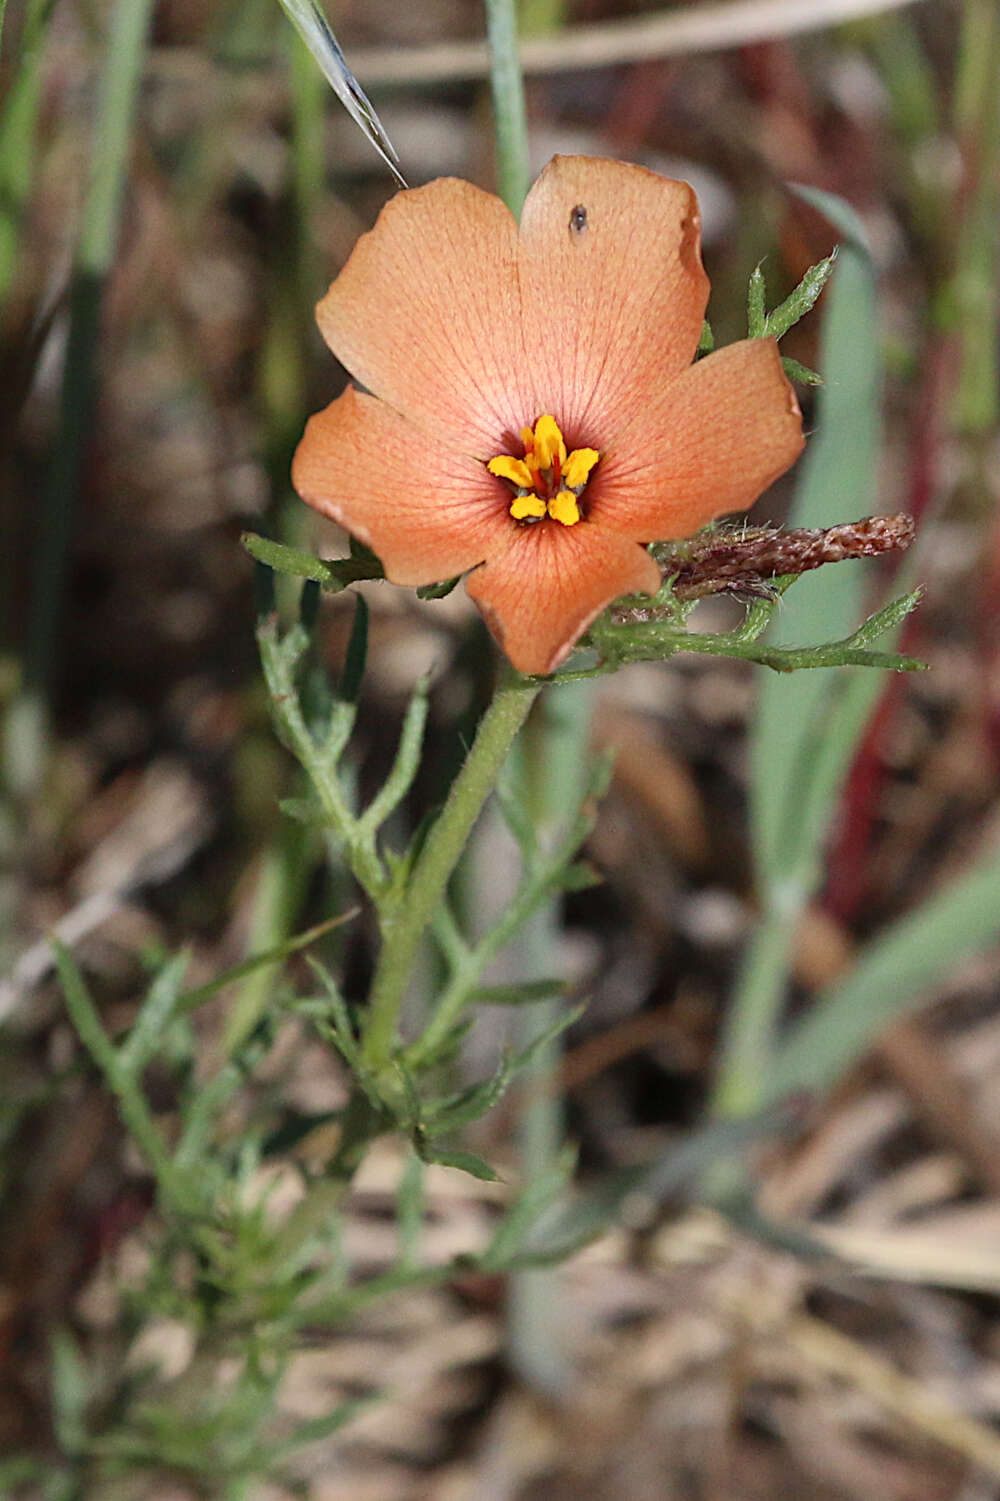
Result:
[747, 262, 767, 338]
[764, 249, 838, 341]
[417, 575, 461, 600]
[421, 1053, 513, 1134]
[118, 952, 190, 1075]
[241, 532, 334, 584]
[416, 1146, 501, 1182]
[472, 979, 568, 1005]
[781, 356, 823, 386]
[175, 911, 358, 1016]
[339, 593, 369, 705]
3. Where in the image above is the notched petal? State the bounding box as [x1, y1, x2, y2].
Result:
[517, 155, 710, 440]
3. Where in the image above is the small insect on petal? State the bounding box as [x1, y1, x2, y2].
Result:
[569, 204, 588, 235]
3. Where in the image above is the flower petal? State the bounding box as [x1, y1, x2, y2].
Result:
[292, 386, 509, 585]
[315, 179, 530, 458]
[517, 156, 709, 442]
[466, 522, 660, 676]
[590, 338, 805, 542]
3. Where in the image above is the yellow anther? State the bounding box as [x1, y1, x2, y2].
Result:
[532, 415, 567, 471]
[488, 455, 533, 488]
[510, 492, 548, 521]
[489, 415, 598, 530]
[563, 447, 600, 490]
[548, 490, 581, 527]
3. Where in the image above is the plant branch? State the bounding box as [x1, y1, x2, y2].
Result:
[361, 674, 540, 1071]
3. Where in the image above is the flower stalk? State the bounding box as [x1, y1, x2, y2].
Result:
[360, 671, 540, 1071]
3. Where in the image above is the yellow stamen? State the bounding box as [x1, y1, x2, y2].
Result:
[563, 447, 600, 490]
[532, 415, 567, 471]
[548, 490, 581, 527]
[488, 455, 533, 488]
[510, 492, 548, 521]
[487, 414, 599, 529]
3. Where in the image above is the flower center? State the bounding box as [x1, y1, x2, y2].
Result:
[487, 415, 600, 527]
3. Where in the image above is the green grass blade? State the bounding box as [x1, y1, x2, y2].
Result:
[715, 187, 893, 1120]
[0, 0, 48, 309]
[275, 0, 405, 186]
[752, 188, 881, 888]
[767, 841, 1000, 1102]
[23, 0, 155, 707]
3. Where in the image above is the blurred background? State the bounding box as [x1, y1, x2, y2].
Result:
[3, 0, 1000, 1496]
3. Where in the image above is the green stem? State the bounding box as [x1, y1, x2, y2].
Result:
[409, 801, 589, 1067]
[24, 0, 155, 705]
[506, 682, 591, 1395]
[361, 674, 540, 1070]
[484, 0, 531, 215]
[54, 945, 195, 1218]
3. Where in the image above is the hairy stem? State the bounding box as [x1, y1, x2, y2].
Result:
[361, 675, 540, 1070]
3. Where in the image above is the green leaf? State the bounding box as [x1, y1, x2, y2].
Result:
[306, 957, 363, 1073]
[50, 1328, 89, 1457]
[472, 979, 568, 1005]
[396, 1148, 425, 1266]
[712, 187, 909, 1122]
[278, 794, 325, 825]
[417, 575, 461, 600]
[268, 1395, 375, 1460]
[241, 532, 335, 583]
[747, 262, 767, 338]
[0, 0, 49, 306]
[697, 319, 715, 355]
[764, 249, 838, 341]
[767, 840, 1000, 1103]
[340, 593, 369, 704]
[781, 356, 823, 386]
[118, 951, 190, 1075]
[559, 860, 603, 892]
[509, 1002, 586, 1074]
[262, 1107, 342, 1157]
[356, 676, 430, 836]
[736, 591, 924, 673]
[408, 1016, 476, 1069]
[417, 1146, 501, 1182]
[482, 1146, 577, 1267]
[421, 1052, 513, 1134]
[752, 189, 881, 890]
[175, 911, 357, 1016]
[242, 532, 385, 592]
[300, 577, 321, 630]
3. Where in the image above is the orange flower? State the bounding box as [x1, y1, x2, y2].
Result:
[293, 156, 804, 676]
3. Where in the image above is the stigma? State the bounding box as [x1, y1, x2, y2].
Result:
[487, 415, 599, 527]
